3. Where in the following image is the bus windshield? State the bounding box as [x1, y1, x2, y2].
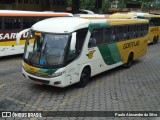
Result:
[24, 31, 69, 67]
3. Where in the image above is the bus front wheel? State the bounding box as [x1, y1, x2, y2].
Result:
[77, 68, 90, 88]
[124, 53, 133, 68]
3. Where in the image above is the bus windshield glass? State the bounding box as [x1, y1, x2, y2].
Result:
[24, 31, 69, 67]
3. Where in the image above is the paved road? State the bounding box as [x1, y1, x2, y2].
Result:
[0, 43, 160, 120]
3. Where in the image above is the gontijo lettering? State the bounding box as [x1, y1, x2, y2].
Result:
[123, 41, 140, 49]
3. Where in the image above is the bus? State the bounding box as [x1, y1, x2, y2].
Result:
[109, 12, 160, 44]
[0, 10, 72, 57]
[16, 17, 149, 88]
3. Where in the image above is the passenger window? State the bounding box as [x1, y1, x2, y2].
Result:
[23, 17, 38, 29]
[137, 25, 142, 37]
[4, 17, 21, 30]
[76, 28, 88, 53]
[0, 17, 2, 31]
[111, 27, 117, 42]
[104, 28, 112, 43]
[117, 26, 124, 41]
[88, 28, 102, 47]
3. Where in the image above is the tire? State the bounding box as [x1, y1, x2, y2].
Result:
[124, 53, 133, 68]
[77, 68, 90, 88]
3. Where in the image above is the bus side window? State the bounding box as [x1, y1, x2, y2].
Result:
[134, 25, 138, 38]
[88, 37, 96, 48]
[141, 24, 145, 37]
[88, 28, 102, 47]
[4, 17, 21, 30]
[39, 17, 49, 21]
[145, 24, 149, 35]
[123, 26, 127, 40]
[128, 25, 134, 39]
[150, 19, 154, 26]
[104, 28, 112, 43]
[158, 18, 160, 26]
[0, 17, 2, 31]
[110, 27, 116, 42]
[12, 17, 21, 29]
[76, 28, 88, 53]
[137, 25, 141, 37]
[4, 17, 11, 30]
[126, 26, 130, 39]
[117, 26, 124, 41]
[23, 17, 37, 29]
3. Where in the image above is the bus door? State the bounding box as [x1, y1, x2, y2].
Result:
[65, 29, 88, 84]
[65, 32, 79, 84]
[88, 28, 103, 75]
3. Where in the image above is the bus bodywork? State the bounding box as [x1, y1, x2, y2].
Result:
[0, 10, 72, 57]
[17, 17, 149, 88]
[109, 12, 160, 44]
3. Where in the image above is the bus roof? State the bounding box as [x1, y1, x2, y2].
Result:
[109, 12, 160, 19]
[31, 17, 149, 33]
[75, 14, 110, 19]
[32, 17, 90, 33]
[0, 10, 73, 17]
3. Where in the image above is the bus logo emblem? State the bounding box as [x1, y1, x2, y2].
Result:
[87, 50, 95, 59]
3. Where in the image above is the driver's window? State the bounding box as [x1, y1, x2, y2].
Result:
[67, 28, 88, 60]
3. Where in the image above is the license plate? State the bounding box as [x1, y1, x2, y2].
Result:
[35, 81, 43, 85]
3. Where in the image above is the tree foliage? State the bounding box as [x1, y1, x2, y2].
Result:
[80, 0, 96, 11]
[66, 0, 160, 13]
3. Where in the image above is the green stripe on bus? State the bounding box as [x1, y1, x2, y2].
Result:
[98, 43, 122, 65]
[89, 22, 109, 32]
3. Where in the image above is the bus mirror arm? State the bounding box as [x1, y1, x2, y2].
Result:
[16, 28, 30, 45]
[70, 32, 77, 51]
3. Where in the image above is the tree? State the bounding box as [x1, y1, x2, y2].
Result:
[80, 0, 96, 11]
[102, 1, 111, 13]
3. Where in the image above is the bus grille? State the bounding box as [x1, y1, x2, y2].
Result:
[28, 76, 50, 84]
[26, 70, 52, 78]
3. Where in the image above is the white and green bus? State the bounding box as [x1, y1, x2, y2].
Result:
[17, 17, 149, 87]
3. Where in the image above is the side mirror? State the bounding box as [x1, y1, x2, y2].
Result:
[70, 32, 77, 51]
[16, 28, 30, 45]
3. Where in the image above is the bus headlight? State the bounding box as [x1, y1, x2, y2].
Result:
[52, 71, 65, 77]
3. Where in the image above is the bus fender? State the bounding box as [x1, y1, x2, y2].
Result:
[78, 63, 92, 82]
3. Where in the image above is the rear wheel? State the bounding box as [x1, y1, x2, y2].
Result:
[124, 53, 133, 68]
[77, 68, 90, 88]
